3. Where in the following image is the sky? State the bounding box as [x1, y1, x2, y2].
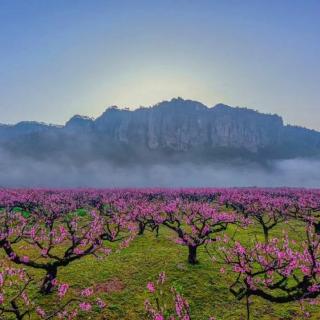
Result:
[0, 0, 319, 129]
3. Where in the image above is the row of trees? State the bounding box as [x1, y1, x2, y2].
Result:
[0, 188, 319, 319]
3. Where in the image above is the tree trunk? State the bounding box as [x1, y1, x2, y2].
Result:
[188, 245, 198, 265]
[155, 225, 159, 237]
[262, 226, 269, 243]
[138, 222, 145, 235]
[246, 294, 251, 320]
[41, 266, 58, 294]
[11, 300, 23, 320]
[314, 222, 320, 235]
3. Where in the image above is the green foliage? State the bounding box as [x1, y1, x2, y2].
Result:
[13, 206, 31, 219]
[76, 208, 87, 217]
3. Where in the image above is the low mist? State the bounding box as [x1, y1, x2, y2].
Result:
[0, 148, 319, 188]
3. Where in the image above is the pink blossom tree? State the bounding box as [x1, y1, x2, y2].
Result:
[162, 200, 245, 264]
[0, 259, 106, 319]
[0, 191, 131, 294]
[218, 223, 320, 319]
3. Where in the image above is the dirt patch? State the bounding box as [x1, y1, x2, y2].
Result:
[93, 278, 126, 293]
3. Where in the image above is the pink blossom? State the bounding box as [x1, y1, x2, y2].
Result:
[81, 287, 93, 297]
[147, 282, 155, 293]
[20, 256, 30, 263]
[96, 298, 106, 309]
[36, 307, 46, 318]
[58, 283, 69, 299]
[79, 302, 92, 311]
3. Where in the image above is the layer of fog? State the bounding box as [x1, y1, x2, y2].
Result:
[0, 148, 319, 188]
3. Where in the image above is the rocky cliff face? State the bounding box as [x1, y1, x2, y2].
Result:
[0, 98, 319, 163]
[92, 98, 285, 153]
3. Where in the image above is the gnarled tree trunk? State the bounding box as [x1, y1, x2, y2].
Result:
[41, 266, 58, 294]
[188, 245, 198, 264]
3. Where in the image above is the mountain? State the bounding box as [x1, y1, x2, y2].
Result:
[1, 98, 320, 165]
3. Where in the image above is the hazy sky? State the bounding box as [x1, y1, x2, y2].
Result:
[0, 0, 319, 129]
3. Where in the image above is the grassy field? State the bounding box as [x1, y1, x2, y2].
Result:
[11, 221, 319, 320]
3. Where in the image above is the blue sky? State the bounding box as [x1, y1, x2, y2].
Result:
[0, 0, 319, 129]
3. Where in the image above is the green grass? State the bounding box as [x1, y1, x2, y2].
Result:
[5, 222, 320, 320]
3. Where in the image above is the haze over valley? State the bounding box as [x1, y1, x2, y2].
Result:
[1, 98, 319, 188]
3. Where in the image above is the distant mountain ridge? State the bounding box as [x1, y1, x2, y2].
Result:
[1, 98, 319, 164]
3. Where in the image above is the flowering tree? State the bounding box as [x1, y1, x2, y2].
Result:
[219, 190, 291, 243]
[0, 191, 130, 294]
[0, 259, 106, 319]
[132, 200, 164, 236]
[287, 191, 320, 234]
[218, 224, 320, 319]
[0, 263, 33, 320]
[162, 200, 244, 264]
